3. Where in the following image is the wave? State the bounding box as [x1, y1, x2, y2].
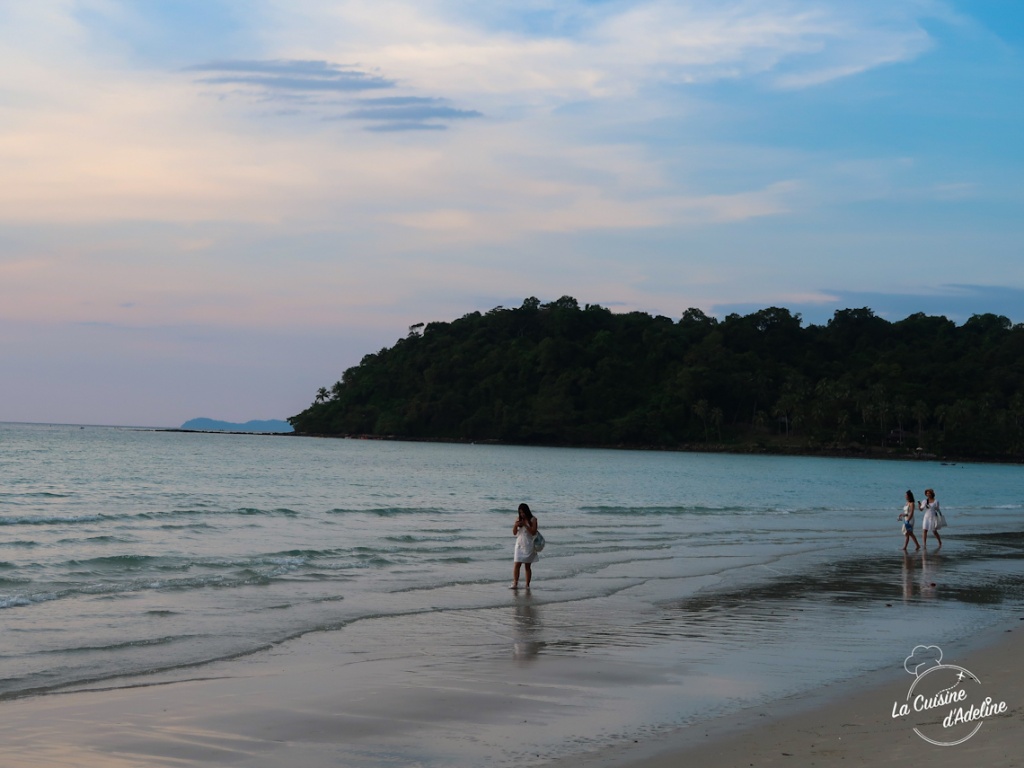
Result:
[139, 507, 301, 519]
[0, 567, 311, 610]
[0, 507, 303, 528]
[326, 507, 445, 517]
[234, 507, 300, 517]
[38, 634, 199, 656]
[0, 638, 278, 701]
[579, 505, 810, 516]
[67, 554, 173, 570]
[0, 514, 108, 526]
[0, 491, 73, 500]
[38, 575, 268, 602]
[66, 550, 337, 575]
[383, 534, 463, 543]
[0, 595, 33, 609]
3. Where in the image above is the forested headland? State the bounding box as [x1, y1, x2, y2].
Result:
[289, 297, 1024, 462]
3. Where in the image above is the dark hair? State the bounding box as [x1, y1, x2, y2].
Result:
[906, 490, 915, 503]
[517, 503, 533, 520]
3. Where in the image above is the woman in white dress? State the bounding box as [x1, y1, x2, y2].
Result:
[899, 490, 921, 552]
[511, 503, 539, 589]
[919, 488, 943, 549]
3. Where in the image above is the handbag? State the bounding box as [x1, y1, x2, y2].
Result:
[533, 531, 546, 552]
[936, 511, 948, 530]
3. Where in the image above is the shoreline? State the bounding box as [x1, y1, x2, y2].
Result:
[8, 422, 1019, 464]
[560, 620, 1024, 768]
[2, 613, 1020, 768]
[292, 430, 1023, 466]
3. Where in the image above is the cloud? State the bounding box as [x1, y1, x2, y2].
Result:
[188, 59, 396, 92]
[342, 102, 482, 122]
[254, 0, 940, 100]
[365, 122, 449, 132]
[188, 58, 483, 130]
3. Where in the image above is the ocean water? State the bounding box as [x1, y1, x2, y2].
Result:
[2, 422, 1023, 764]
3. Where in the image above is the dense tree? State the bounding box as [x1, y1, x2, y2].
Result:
[290, 298, 1024, 461]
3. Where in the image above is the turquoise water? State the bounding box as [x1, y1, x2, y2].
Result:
[2, 422, 1023, 763]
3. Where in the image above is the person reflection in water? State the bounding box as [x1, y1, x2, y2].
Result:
[920, 548, 938, 599]
[511, 503, 538, 589]
[901, 551, 916, 602]
[513, 599, 542, 660]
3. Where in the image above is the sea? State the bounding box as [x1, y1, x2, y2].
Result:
[2, 422, 1023, 765]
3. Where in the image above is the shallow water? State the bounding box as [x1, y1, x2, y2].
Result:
[2, 422, 1023, 764]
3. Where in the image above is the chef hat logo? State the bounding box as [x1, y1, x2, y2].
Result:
[904, 644, 943, 676]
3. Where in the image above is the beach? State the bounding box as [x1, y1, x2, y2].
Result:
[3, 425, 1024, 766]
[564, 622, 1024, 768]
[1, 617, 1020, 767]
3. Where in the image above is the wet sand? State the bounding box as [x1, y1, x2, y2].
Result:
[1, 617, 1020, 768]
[569, 622, 1024, 768]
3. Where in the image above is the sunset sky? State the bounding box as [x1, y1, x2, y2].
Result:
[1, 1, 1022, 426]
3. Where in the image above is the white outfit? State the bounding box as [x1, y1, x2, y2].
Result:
[921, 499, 941, 531]
[902, 502, 915, 532]
[514, 526, 537, 563]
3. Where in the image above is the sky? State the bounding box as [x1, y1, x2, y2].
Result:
[1, 0, 1022, 427]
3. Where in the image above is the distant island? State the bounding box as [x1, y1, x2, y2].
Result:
[180, 418, 293, 433]
[289, 296, 1024, 462]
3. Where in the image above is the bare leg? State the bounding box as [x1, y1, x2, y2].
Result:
[910, 532, 921, 550]
[935, 531, 942, 549]
[922, 530, 929, 548]
[512, 562, 521, 587]
[524, 563, 532, 588]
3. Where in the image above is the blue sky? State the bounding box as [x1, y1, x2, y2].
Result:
[1, 0, 1022, 426]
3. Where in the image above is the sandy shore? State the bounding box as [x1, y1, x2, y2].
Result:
[1, 621, 1021, 767]
[569, 623, 1024, 768]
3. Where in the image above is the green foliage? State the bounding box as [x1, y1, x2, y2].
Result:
[289, 299, 1024, 460]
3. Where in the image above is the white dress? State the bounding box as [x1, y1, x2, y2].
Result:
[921, 499, 941, 531]
[514, 526, 537, 563]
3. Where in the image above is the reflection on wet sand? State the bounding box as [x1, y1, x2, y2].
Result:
[669, 531, 1024, 615]
[901, 551, 939, 601]
[507, 531, 1024, 667]
[920, 549, 940, 599]
[513, 594, 543, 660]
[902, 551, 916, 602]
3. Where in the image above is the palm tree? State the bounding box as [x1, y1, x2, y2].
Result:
[912, 400, 929, 444]
[692, 399, 710, 442]
[711, 407, 724, 442]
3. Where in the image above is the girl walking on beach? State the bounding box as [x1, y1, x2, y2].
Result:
[511, 503, 539, 589]
[899, 490, 921, 551]
[919, 488, 943, 549]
